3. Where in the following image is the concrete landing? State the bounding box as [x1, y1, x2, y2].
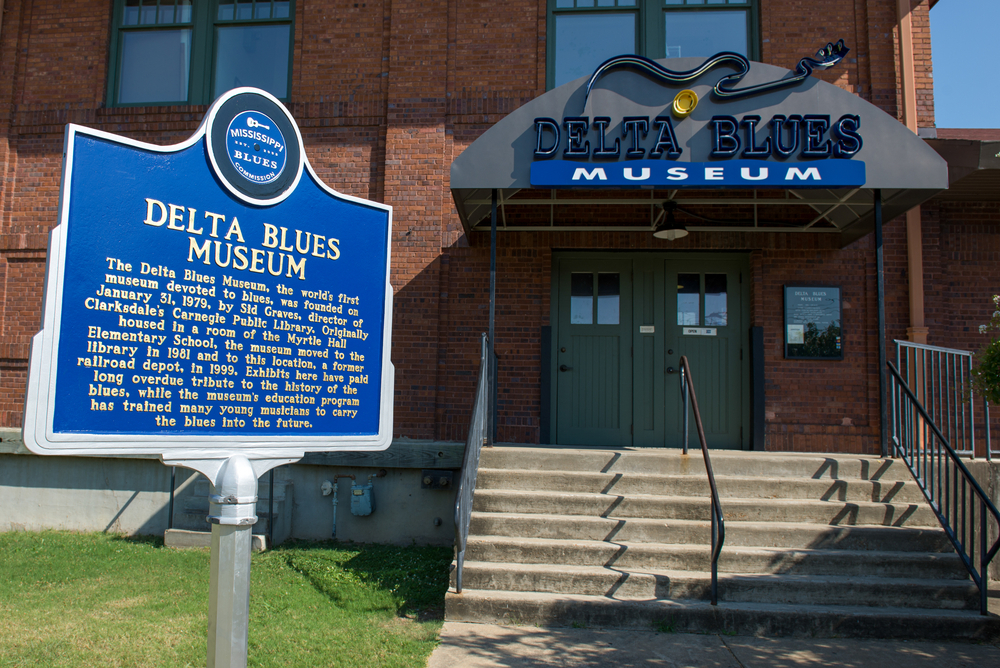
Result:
[427, 621, 1000, 668]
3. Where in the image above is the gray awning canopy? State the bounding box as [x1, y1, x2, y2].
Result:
[451, 58, 948, 246]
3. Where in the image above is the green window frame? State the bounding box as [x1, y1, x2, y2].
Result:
[547, 0, 758, 89]
[107, 0, 295, 107]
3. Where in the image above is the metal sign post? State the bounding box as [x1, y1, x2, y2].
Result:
[206, 455, 257, 668]
[22, 88, 394, 668]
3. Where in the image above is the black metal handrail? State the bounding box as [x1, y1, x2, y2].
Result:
[678, 355, 725, 605]
[894, 340, 981, 458]
[888, 361, 1000, 615]
[453, 333, 493, 593]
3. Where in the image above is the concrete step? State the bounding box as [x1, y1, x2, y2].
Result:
[469, 513, 955, 552]
[480, 447, 912, 481]
[454, 561, 979, 610]
[444, 589, 1000, 640]
[473, 490, 939, 527]
[464, 536, 971, 580]
[476, 469, 926, 503]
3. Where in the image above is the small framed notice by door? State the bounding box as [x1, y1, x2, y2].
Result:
[784, 286, 842, 360]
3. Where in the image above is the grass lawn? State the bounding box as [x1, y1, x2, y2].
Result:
[0, 531, 453, 668]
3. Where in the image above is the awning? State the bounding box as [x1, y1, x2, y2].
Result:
[451, 55, 949, 247]
[925, 135, 1000, 201]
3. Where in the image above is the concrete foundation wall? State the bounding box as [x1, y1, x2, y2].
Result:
[0, 440, 458, 546]
[0, 453, 174, 535]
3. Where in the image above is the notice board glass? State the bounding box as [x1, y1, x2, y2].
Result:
[784, 285, 842, 360]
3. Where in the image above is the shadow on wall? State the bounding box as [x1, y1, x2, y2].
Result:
[0, 453, 176, 535]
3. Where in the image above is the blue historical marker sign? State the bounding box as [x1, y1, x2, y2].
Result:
[23, 88, 394, 457]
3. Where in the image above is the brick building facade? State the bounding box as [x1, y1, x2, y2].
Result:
[0, 0, 996, 459]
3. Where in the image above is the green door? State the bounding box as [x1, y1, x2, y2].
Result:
[553, 253, 746, 449]
[554, 259, 633, 446]
[663, 260, 745, 449]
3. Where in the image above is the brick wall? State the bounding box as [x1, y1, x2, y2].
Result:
[1, 0, 988, 456]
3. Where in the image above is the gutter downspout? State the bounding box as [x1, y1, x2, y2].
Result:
[898, 0, 929, 344]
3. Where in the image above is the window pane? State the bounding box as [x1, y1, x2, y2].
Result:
[273, 1, 291, 18]
[554, 13, 635, 87]
[704, 274, 727, 326]
[159, 1, 176, 25]
[597, 0, 616, 6]
[665, 10, 747, 58]
[123, 0, 140, 25]
[119, 29, 191, 104]
[556, 0, 574, 7]
[177, 0, 192, 23]
[597, 273, 620, 325]
[577, 0, 596, 6]
[218, 0, 235, 20]
[677, 273, 700, 326]
[236, 0, 254, 20]
[213, 24, 291, 99]
[255, 2, 272, 19]
[571, 273, 594, 325]
[141, 2, 158, 25]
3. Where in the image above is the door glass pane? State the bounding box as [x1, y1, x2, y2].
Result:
[677, 273, 700, 325]
[597, 273, 620, 325]
[213, 24, 291, 99]
[704, 274, 727, 326]
[571, 273, 594, 324]
[664, 10, 747, 58]
[554, 13, 635, 87]
[119, 29, 192, 103]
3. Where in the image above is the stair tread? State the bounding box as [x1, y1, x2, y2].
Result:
[478, 467, 914, 483]
[466, 534, 958, 558]
[458, 560, 973, 586]
[478, 488, 925, 505]
[448, 588, 986, 618]
[471, 511, 941, 530]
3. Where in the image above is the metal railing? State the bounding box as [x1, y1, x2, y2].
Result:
[888, 361, 1000, 615]
[894, 340, 988, 458]
[453, 333, 493, 593]
[679, 356, 725, 605]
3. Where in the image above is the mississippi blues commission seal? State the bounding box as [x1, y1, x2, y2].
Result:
[226, 111, 287, 185]
[207, 88, 303, 205]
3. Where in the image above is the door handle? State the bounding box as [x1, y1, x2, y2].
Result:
[666, 366, 677, 374]
[559, 364, 573, 372]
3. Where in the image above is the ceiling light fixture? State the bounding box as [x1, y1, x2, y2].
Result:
[653, 201, 688, 240]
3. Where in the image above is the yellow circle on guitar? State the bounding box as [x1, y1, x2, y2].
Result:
[672, 89, 699, 118]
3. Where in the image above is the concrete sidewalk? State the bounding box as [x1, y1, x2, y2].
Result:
[426, 622, 1000, 667]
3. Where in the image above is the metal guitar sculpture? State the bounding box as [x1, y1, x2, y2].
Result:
[583, 40, 849, 107]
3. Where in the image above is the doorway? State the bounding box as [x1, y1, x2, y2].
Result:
[552, 252, 749, 449]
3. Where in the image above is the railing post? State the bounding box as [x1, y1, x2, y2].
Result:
[986, 399, 992, 463]
[711, 501, 718, 605]
[875, 190, 888, 458]
[681, 367, 689, 456]
[983, 502, 989, 615]
[489, 189, 498, 446]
